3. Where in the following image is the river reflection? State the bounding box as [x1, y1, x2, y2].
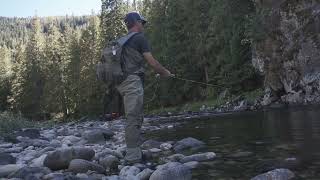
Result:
[147, 106, 320, 179]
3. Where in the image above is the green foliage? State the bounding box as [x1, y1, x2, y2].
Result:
[1, 15, 104, 119]
[100, 0, 127, 44]
[76, 16, 104, 116]
[0, 111, 55, 140]
[0, 112, 36, 138]
[0, 47, 12, 111]
[0, 0, 263, 118]
[143, 0, 261, 110]
[9, 18, 45, 119]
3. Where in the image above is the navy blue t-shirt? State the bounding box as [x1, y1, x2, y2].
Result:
[125, 33, 151, 54]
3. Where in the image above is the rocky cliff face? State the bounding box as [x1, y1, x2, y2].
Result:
[252, 0, 320, 105]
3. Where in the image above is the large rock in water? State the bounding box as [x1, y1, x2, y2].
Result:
[251, 169, 295, 180]
[252, 0, 320, 104]
[44, 147, 95, 170]
[150, 162, 192, 180]
[173, 137, 205, 153]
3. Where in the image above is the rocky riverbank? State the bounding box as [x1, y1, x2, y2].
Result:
[0, 114, 297, 180]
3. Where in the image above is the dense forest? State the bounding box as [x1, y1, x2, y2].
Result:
[0, 0, 262, 119]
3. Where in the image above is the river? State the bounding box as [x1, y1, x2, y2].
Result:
[147, 106, 320, 179]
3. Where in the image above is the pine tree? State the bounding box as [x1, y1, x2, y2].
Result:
[100, 0, 127, 44]
[10, 17, 45, 118]
[76, 16, 104, 115]
[64, 26, 82, 116]
[42, 22, 69, 116]
[0, 46, 12, 111]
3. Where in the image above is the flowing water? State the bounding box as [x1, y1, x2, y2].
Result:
[147, 106, 320, 179]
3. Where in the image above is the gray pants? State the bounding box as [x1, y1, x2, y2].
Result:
[116, 75, 144, 162]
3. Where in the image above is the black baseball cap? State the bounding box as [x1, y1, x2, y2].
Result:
[124, 12, 147, 25]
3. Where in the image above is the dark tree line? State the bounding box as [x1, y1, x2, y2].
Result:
[0, 0, 262, 119]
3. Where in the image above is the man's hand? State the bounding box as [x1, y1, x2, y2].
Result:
[156, 71, 175, 79]
[162, 70, 175, 78]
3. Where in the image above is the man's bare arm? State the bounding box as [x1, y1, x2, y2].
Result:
[143, 52, 172, 77]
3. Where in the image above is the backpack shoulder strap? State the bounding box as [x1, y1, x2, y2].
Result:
[117, 32, 140, 47]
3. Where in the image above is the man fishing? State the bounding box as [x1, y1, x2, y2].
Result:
[116, 12, 173, 164]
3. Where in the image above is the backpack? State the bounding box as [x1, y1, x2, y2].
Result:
[96, 32, 138, 85]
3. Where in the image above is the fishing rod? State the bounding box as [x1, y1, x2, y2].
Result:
[170, 76, 224, 88]
[152, 74, 224, 88]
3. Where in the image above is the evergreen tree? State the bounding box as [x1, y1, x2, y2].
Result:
[64, 27, 82, 116]
[0, 46, 12, 111]
[42, 22, 69, 116]
[10, 17, 45, 118]
[77, 16, 104, 115]
[100, 0, 127, 44]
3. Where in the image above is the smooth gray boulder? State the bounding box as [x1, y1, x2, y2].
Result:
[119, 166, 140, 179]
[68, 159, 105, 174]
[83, 128, 115, 144]
[44, 147, 95, 170]
[136, 168, 154, 180]
[99, 155, 119, 170]
[150, 162, 192, 180]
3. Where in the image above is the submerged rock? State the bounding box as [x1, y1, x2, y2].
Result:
[251, 169, 295, 180]
[173, 137, 205, 153]
[180, 152, 216, 163]
[183, 161, 199, 169]
[229, 151, 253, 158]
